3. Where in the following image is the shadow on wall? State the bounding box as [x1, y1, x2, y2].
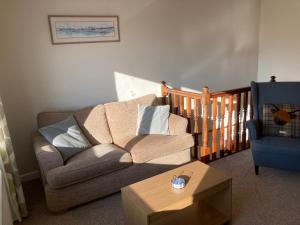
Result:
[114, 0, 259, 92]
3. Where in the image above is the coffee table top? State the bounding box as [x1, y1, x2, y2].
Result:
[121, 161, 231, 215]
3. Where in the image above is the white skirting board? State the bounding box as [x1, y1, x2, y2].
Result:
[20, 170, 40, 183]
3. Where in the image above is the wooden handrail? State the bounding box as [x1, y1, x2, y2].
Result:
[161, 76, 275, 163]
[210, 86, 250, 97]
[161, 81, 251, 163]
[161, 82, 201, 99]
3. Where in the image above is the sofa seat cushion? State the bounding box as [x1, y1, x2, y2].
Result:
[46, 144, 132, 189]
[115, 133, 194, 163]
[252, 136, 300, 156]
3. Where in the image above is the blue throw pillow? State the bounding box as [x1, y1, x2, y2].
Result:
[136, 104, 170, 135]
[39, 115, 92, 161]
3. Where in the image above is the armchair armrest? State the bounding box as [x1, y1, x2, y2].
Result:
[32, 132, 64, 178]
[168, 113, 188, 135]
[246, 120, 261, 140]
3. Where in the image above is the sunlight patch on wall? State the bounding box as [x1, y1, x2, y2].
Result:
[114, 72, 201, 102]
[114, 72, 162, 101]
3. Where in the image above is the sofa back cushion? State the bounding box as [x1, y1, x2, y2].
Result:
[38, 112, 71, 128]
[74, 105, 112, 144]
[104, 94, 158, 142]
[37, 104, 112, 145]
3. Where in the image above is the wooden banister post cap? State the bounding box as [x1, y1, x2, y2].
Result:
[270, 76, 276, 82]
[202, 86, 209, 93]
[201, 86, 210, 105]
[202, 87, 210, 97]
[161, 81, 168, 97]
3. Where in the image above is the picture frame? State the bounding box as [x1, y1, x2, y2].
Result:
[48, 15, 120, 44]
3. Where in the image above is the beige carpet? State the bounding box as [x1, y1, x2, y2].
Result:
[18, 150, 300, 225]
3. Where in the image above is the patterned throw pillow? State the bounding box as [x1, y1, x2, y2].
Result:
[262, 104, 300, 138]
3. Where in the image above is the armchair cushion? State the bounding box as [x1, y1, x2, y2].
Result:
[246, 120, 261, 140]
[252, 136, 300, 156]
[115, 133, 193, 163]
[46, 144, 132, 189]
[252, 136, 300, 171]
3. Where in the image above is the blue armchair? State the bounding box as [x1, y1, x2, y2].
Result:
[247, 81, 300, 174]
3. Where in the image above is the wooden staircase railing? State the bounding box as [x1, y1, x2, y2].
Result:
[161, 81, 202, 159]
[161, 81, 264, 163]
[200, 86, 253, 162]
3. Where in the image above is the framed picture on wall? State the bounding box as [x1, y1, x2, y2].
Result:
[48, 15, 120, 44]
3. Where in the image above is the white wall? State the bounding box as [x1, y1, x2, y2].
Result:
[258, 0, 300, 81]
[0, 0, 260, 176]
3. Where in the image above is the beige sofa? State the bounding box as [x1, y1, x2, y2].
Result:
[32, 94, 194, 212]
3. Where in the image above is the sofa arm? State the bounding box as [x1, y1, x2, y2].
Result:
[168, 113, 188, 135]
[246, 120, 261, 141]
[32, 132, 64, 177]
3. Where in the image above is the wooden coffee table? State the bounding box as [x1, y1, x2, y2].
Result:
[121, 161, 232, 225]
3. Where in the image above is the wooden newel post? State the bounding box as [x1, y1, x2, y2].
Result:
[270, 76, 276, 82]
[200, 86, 210, 163]
[193, 99, 200, 159]
[161, 81, 168, 105]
